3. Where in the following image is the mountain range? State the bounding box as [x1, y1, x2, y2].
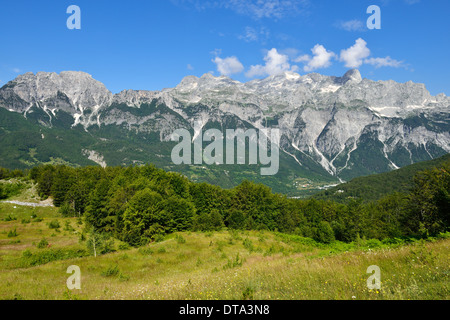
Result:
[0, 69, 449, 196]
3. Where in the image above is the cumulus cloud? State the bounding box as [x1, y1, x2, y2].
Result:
[339, 38, 405, 69]
[364, 56, 404, 68]
[340, 38, 371, 68]
[294, 54, 310, 63]
[246, 48, 298, 77]
[212, 56, 244, 76]
[298, 44, 336, 72]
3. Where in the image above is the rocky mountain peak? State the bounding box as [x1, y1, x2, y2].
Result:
[0, 69, 448, 186]
[0, 71, 113, 116]
[341, 69, 362, 84]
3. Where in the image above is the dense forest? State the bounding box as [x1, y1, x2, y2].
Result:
[0, 157, 449, 247]
[314, 154, 450, 202]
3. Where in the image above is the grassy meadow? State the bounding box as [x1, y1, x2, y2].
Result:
[0, 185, 448, 300]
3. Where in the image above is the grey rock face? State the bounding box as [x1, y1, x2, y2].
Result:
[0, 70, 448, 180]
[0, 71, 113, 127]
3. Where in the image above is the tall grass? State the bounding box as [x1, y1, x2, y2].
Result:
[0, 202, 448, 300]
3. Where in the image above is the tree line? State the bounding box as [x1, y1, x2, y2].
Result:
[1, 162, 447, 246]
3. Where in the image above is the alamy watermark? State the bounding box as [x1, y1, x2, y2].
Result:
[170, 122, 280, 176]
[66, 265, 81, 290]
[367, 265, 381, 290]
[67, 5, 81, 30]
[367, 5, 381, 30]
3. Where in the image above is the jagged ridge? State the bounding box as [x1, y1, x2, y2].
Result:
[0, 70, 449, 184]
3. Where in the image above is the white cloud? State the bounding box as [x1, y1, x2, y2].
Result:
[294, 54, 310, 63]
[404, 0, 420, 4]
[239, 26, 270, 43]
[335, 19, 365, 32]
[281, 48, 300, 59]
[299, 44, 336, 72]
[364, 56, 404, 68]
[239, 27, 258, 42]
[12, 68, 21, 73]
[246, 48, 298, 77]
[210, 48, 222, 56]
[226, 0, 308, 19]
[187, 64, 194, 70]
[340, 38, 371, 68]
[212, 56, 244, 76]
[173, 0, 309, 20]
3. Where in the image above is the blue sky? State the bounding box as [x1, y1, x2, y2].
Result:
[0, 0, 449, 95]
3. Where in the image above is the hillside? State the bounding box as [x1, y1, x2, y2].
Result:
[0, 200, 448, 300]
[0, 108, 335, 197]
[314, 153, 450, 202]
[1, 70, 449, 196]
[0, 160, 449, 300]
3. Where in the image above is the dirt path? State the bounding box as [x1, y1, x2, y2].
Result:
[1, 200, 54, 207]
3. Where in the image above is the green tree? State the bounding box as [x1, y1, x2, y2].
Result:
[314, 221, 335, 243]
[121, 188, 163, 246]
[405, 165, 450, 236]
[84, 179, 113, 232]
[86, 228, 114, 257]
[160, 196, 195, 232]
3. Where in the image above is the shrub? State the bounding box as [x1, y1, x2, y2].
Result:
[64, 221, 74, 232]
[243, 238, 254, 252]
[36, 238, 49, 249]
[47, 219, 60, 229]
[118, 272, 130, 282]
[0, 182, 25, 200]
[101, 265, 120, 277]
[4, 214, 17, 222]
[364, 238, 383, 249]
[18, 248, 88, 268]
[242, 287, 254, 300]
[138, 247, 154, 255]
[7, 228, 18, 237]
[437, 232, 450, 240]
[118, 242, 130, 250]
[223, 253, 243, 270]
[154, 234, 165, 243]
[22, 249, 32, 258]
[157, 247, 166, 253]
[175, 234, 186, 244]
[228, 229, 242, 241]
